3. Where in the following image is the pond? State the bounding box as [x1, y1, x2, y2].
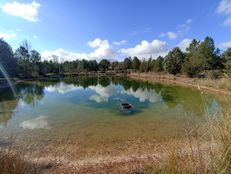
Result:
[0, 76, 230, 160]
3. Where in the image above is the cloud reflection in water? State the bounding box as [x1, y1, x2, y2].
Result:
[45, 82, 83, 94]
[19, 116, 50, 130]
[122, 88, 162, 103]
[89, 84, 117, 103]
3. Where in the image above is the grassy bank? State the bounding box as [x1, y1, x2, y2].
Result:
[129, 72, 231, 96]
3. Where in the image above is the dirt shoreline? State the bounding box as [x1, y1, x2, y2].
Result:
[23, 140, 215, 174]
[128, 72, 231, 96]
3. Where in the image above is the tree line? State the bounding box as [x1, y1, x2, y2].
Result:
[0, 36, 231, 79]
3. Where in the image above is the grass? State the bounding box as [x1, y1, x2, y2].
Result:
[129, 72, 231, 95]
[211, 109, 231, 173]
[0, 148, 40, 174]
[143, 86, 231, 174]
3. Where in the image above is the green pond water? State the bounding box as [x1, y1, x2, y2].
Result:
[0, 76, 230, 158]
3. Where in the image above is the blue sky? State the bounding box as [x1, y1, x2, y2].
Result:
[0, 0, 231, 61]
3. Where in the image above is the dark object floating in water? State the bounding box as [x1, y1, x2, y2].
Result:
[121, 103, 133, 110]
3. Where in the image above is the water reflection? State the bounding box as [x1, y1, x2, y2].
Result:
[0, 88, 17, 125]
[46, 82, 83, 94]
[0, 76, 226, 125]
[19, 116, 50, 130]
[18, 83, 44, 106]
[89, 84, 117, 103]
[122, 88, 162, 103]
[0, 83, 45, 125]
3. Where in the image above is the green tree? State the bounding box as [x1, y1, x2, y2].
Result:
[15, 45, 32, 77]
[224, 48, 231, 76]
[182, 39, 201, 77]
[182, 37, 217, 77]
[132, 56, 141, 71]
[0, 39, 17, 77]
[123, 57, 132, 70]
[15, 40, 31, 61]
[99, 59, 110, 71]
[196, 36, 216, 71]
[163, 47, 185, 75]
[30, 50, 41, 64]
[186, 39, 200, 55]
[152, 56, 164, 72]
[140, 58, 152, 72]
[77, 59, 88, 72]
[111, 61, 122, 71]
[88, 60, 98, 71]
[30, 50, 41, 77]
[15, 41, 42, 77]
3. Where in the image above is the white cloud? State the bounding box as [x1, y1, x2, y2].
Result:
[167, 32, 178, 39]
[1, 1, 40, 22]
[87, 38, 103, 48]
[19, 116, 50, 130]
[113, 40, 127, 46]
[0, 30, 16, 40]
[177, 39, 192, 51]
[160, 19, 192, 40]
[160, 32, 178, 39]
[217, 0, 231, 26]
[41, 49, 89, 62]
[88, 38, 115, 59]
[121, 40, 168, 58]
[42, 38, 115, 62]
[219, 41, 231, 50]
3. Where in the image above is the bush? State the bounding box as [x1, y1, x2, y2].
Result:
[204, 70, 222, 79]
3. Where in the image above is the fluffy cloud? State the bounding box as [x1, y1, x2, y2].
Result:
[42, 38, 115, 62]
[1, 1, 40, 22]
[87, 38, 103, 48]
[0, 30, 16, 40]
[19, 116, 50, 130]
[41, 49, 89, 62]
[87, 38, 115, 59]
[113, 40, 127, 46]
[121, 40, 168, 58]
[219, 41, 231, 50]
[160, 19, 192, 40]
[217, 0, 231, 26]
[177, 39, 192, 51]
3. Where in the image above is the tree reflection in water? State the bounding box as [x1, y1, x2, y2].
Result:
[0, 76, 221, 125]
[0, 83, 45, 125]
[0, 88, 17, 125]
